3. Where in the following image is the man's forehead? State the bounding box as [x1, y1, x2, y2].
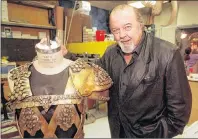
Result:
[110, 7, 136, 21]
[110, 9, 136, 26]
[111, 6, 135, 15]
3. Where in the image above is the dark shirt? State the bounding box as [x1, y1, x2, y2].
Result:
[115, 32, 145, 98]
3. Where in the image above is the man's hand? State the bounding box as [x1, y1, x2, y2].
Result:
[61, 45, 68, 56]
[88, 90, 110, 101]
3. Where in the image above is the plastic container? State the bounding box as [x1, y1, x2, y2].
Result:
[96, 30, 106, 41]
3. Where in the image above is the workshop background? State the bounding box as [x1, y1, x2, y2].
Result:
[1, 0, 198, 138]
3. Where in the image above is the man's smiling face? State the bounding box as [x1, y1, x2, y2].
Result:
[110, 6, 143, 53]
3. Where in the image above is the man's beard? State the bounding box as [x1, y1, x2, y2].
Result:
[118, 41, 136, 53]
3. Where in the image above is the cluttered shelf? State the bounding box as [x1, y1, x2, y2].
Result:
[7, 0, 56, 9]
[2, 21, 56, 30]
[67, 41, 116, 57]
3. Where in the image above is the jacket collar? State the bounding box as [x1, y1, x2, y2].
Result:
[140, 31, 153, 64]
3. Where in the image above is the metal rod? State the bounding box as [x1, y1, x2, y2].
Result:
[64, 16, 67, 46]
[65, 0, 78, 48]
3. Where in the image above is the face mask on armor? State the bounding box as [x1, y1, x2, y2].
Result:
[5, 38, 113, 138]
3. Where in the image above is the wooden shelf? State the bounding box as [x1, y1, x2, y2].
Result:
[7, 0, 56, 9]
[177, 24, 198, 29]
[1, 37, 40, 40]
[2, 21, 56, 30]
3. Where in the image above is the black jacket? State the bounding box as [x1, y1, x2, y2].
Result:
[95, 32, 192, 138]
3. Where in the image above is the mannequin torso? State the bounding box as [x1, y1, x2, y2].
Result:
[6, 38, 112, 138]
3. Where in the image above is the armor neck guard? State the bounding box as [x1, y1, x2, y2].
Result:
[35, 50, 65, 69]
[35, 38, 65, 68]
[33, 58, 72, 75]
[35, 38, 61, 54]
[35, 46, 61, 54]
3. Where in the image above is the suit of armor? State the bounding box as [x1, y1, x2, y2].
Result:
[5, 59, 112, 138]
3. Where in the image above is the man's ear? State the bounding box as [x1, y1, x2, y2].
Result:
[140, 23, 144, 31]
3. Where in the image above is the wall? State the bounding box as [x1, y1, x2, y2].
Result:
[154, 3, 177, 44]
[177, 1, 198, 26]
[59, 0, 75, 8]
[153, 1, 198, 44]
[90, 6, 110, 33]
[59, 1, 110, 33]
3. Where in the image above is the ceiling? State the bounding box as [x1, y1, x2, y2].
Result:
[89, 1, 150, 15]
[89, 1, 128, 10]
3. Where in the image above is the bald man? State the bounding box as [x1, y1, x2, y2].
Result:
[64, 4, 192, 138]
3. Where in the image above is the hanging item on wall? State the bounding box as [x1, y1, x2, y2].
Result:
[141, 1, 178, 27]
[76, 1, 91, 15]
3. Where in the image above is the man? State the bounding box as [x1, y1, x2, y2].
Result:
[64, 4, 192, 138]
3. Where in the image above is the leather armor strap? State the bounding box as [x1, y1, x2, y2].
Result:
[10, 95, 82, 110]
[88, 91, 110, 101]
[33, 107, 58, 138]
[18, 105, 76, 138]
[17, 107, 53, 137]
[43, 105, 63, 138]
[74, 99, 86, 139]
[44, 104, 81, 138]
[17, 103, 85, 138]
[15, 116, 23, 138]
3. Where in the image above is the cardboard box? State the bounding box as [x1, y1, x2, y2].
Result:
[66, 13, 92, 43]
[38, 32, 47, 39]
[64, 8, 74, 17]
[22, 34, 31, 39]
[12, 31, 22, 38]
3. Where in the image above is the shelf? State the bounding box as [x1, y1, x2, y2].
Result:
[7, 0, 55, 9]
[177, 24, 198, 29]
[1, 37, 40, 40]
[2, 21, 56, 30]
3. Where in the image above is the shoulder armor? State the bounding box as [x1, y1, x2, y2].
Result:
[69, 59, 88, 73]
[7, 63, 32, 102]
[70, 59, 113, 97]
[9, 63, 32, 80]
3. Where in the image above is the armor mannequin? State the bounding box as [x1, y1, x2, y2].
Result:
[5, 38, 113, 138]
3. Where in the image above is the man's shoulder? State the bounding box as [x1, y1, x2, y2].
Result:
[147, 35, 180, 64]
[105, 43, 118, 53]
[100, 43, 118, 59]
[151, 36, 179, 62]
[153, 36, 178, 53]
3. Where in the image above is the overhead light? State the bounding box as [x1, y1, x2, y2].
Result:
[128, 1, 145, 9]
[128, 1, 156, 9]
[163, 1, 169, 3]
[146, 1, 156, 5]
[181, 32, 188, 39]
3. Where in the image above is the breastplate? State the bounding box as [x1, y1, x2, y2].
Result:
[6, 59, 113, 138]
